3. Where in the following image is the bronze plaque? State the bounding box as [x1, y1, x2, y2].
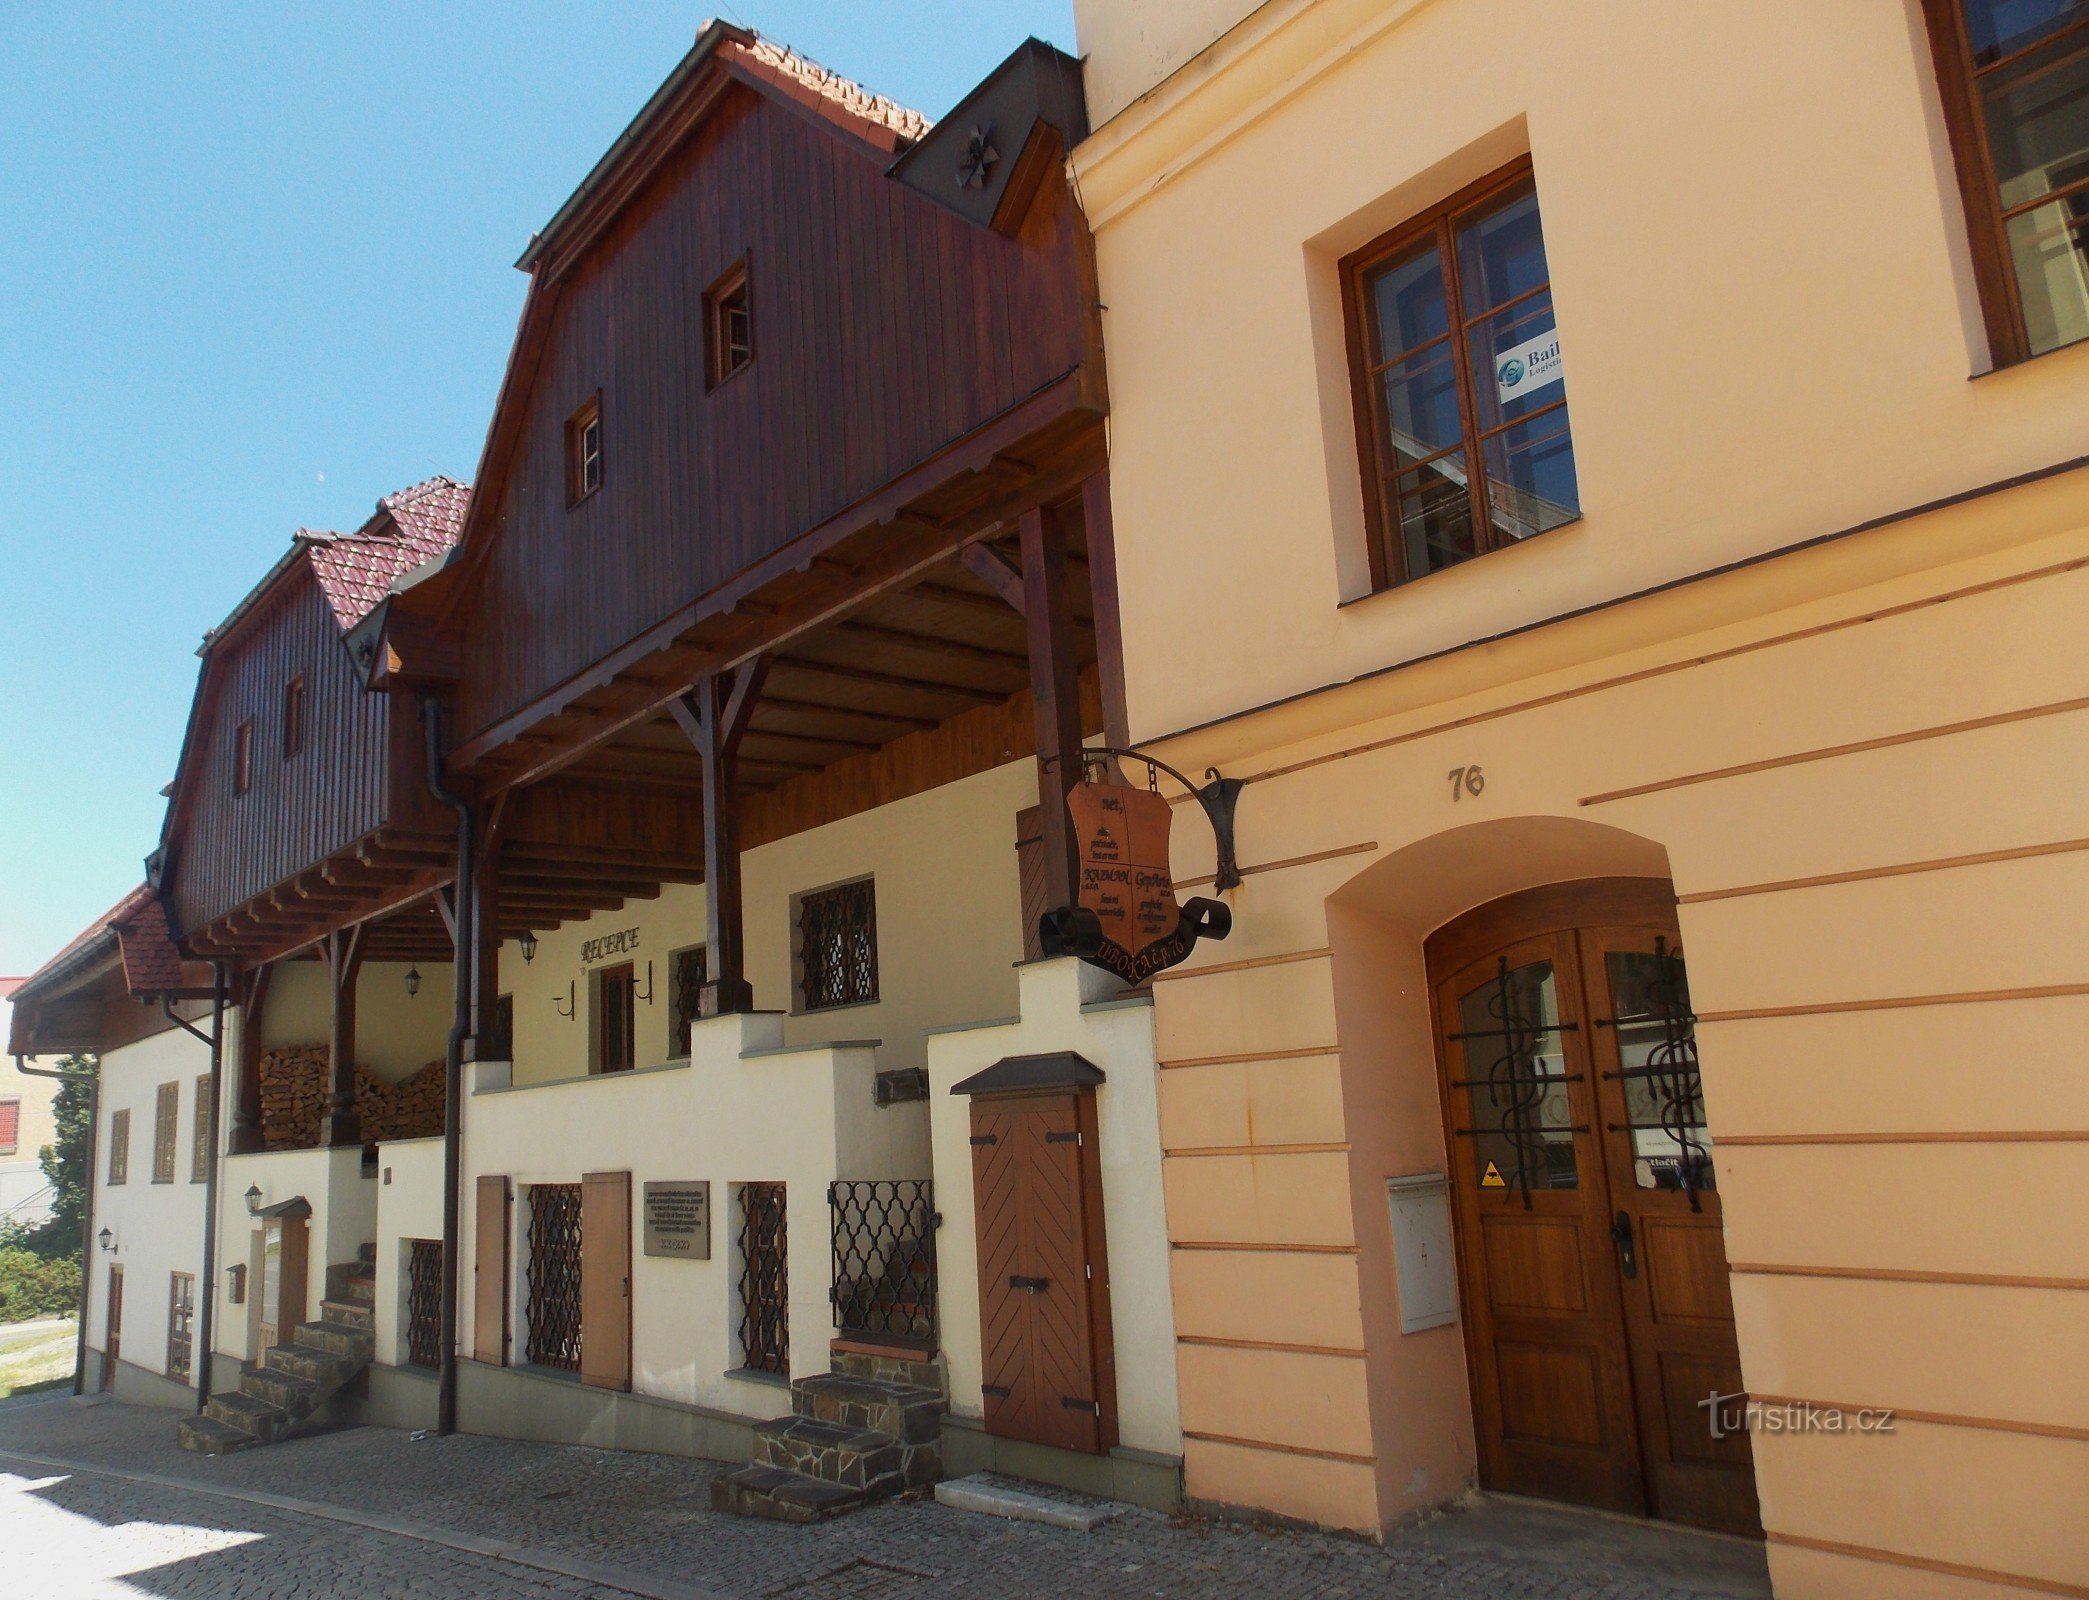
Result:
[642, 1180, 710, 1260]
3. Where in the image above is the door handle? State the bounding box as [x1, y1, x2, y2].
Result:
[1609, 1211, 1637, 1279]
[1008, 1275, 1049, 1293]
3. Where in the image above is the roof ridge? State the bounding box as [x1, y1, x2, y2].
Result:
[740, 33, 932, 143]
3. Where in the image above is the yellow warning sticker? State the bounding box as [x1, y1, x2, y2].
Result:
[1480, 1160, 1507, 1189]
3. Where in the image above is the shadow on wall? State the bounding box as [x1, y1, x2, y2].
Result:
[1319, 815, 1674, 1528]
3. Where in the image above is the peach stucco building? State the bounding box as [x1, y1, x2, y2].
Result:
[1070, 1, 2089, 1594]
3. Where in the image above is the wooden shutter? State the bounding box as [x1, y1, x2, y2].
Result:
[191, 1074, 213, 1181]
[152, 1082, 178, 1182]
[109, 1108, 130, 1184]
[474, 1175, 511, 1364]
[1015, 806, 1047, 962]
[580, 1169, 632, 1391]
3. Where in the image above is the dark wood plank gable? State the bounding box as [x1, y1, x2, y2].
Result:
[455, 82, 1091, 746]
[165, 563, 389, 937]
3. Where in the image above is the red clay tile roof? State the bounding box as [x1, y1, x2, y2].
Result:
[111, 895, 190, 996]
[736, 36, 930, 148]
[307, 475, 470, 629]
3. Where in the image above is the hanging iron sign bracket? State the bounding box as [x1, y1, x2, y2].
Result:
[1079, 748, 1245, 893]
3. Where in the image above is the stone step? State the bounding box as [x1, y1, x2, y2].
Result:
[831, 1348, 945, 1394]
[791, 1372, 945, 1444]
[265, 1341, 359, 1386]
[709, 1465, 866, 1524]
[319, 1299, 373, 1332]
[177, 1416, 257, 1456]
[345, 1275, 375, 1306]
[240, 1365, 324, 1417]
[752, 1414, 939, 1495]
[357, 1241, 376, 1264]
[206, 1391, 292, 1444]
[294, 1320, 375, 1360]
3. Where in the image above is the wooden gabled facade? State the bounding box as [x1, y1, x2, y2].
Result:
[367, 28, 1119, 1039]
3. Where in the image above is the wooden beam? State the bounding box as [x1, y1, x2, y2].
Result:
[228, 964, 272, 1155]
[960, 543, 1026, 614]
[835, 617, 1029, 668]
[670, 656, 768, 1015]
[773, 656, 1006, 705]
[1021, 503, 1083, 918]
[1081, 470, 1132, 751]
[757, 692, 939, 734]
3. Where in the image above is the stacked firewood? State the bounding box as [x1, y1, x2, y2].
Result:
[257, 1047, 447, 1149]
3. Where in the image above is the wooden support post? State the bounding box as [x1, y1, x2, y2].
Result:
[322, 924, 367, 1147]
[465, 801, 508, 1061]
[1080, 471, 1132, 751]
[668, 656, 769, 1017]
[228, 964, 272, 1155]
[1020, 502, 1084, 917]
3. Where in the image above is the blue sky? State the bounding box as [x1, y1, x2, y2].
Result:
[0, 2, 1076, 977]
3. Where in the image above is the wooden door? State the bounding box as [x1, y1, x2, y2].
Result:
[1428, 880, 1759, 1537]
[969, 1090, 1116, 1453]
[257, 1216, 309, 1357]
[1583, 926, 1757, 1535]
[474, 1174, 512, 1364]
[580, 1169, 632, 1390]
[596, 964, 635, 1073]
[102, 1265, 123, 1390]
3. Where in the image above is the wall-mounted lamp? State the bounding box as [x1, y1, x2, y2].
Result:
[98, 1227, 114, 1253]
[519, 932, 538, 964]
[404, 965, 422, 998]
[554, 979, 576, 1020]
[244, 1184, 262, 1216]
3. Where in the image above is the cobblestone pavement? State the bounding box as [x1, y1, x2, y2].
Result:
[0, 1395, 1770, 1600]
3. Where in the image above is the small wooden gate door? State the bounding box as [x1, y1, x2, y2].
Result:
[580, 1169, 632, 1391]
[102, 1265, 123, 1390]
[968, 1087, 1116, 1453]
[474, 1174, 512, 1364]
[1429, 880, 1758, 1537]
[256, 1215, 309, 1358]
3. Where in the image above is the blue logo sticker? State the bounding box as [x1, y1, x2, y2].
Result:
[1497, 356, 1525, 387]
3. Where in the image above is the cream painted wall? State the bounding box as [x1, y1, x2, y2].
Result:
[372, 1136, 445, 1370]
[214, 1144, 372, 1365]
[81, 1025, 213, 1395]
[461, 1009, 926, 1418]
[504, 757, 1032, 1088]
[1073, 0, 1262, 126]
[261, 958, 455, 1082]
[927, 958, 1183, 1459]
[1071, 0, 2089, 746]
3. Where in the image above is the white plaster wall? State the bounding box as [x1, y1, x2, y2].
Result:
[462, 1009, 928, 1416]
[928, 958, 1182, 1457]
[262, 958, 456, 1081]
[214, 1144, 371, 1363]
[505, 758, 1032, 1088]
[82, 1027, 213, 1388]
[373, 1136, 445, 1369]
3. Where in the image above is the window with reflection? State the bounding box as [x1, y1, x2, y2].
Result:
[1924, 0, 2089, 362]
[1344, 159, 1580, 590]
[1455, 959, 1578, 1195]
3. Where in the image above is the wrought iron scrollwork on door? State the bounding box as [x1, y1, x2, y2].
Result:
[1449, 957, 1585, 1211]
[1597, 937, 1713, 1211]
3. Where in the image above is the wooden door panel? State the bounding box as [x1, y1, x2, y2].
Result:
[969, 1092, 1106, 1454]
[580, 1169, 632, 1391]
[104, 1265, 123, 1390]
[1496, 1341, 1609, 1449]
[1480, 1215, 1589, 1314]
[1582, 924, 1761, 1538]
[474, 1174, 511, 1364]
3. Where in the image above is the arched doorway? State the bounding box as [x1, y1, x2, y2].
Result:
[1427, 878, 1759, 1537]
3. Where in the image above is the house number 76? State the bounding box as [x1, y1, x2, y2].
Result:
[1447, 765, 1486, 801]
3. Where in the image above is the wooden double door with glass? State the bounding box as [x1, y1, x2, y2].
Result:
[1428, 879, 1759, 1537]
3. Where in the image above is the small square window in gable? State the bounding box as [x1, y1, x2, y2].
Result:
[704, 263, 752, 389]
[566, 394, 603, 507]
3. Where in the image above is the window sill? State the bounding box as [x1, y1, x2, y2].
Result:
[724, 1366, 789, 1389]
[1967, 330, 2089, 381]
[1336, 513, 1584, 611]
[793, 997, 882, 1020]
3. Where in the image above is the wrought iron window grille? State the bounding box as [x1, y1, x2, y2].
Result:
[1594, 936, 1712, 1211]
[1451, 957, 1585, 1210]
[829, 1180, 938, 1351]
[525, 1184, 584, 1371]
[738, 1182, 789, 1376]
[798, 878, 878, 1012]
[406, 1239, 444, 1370]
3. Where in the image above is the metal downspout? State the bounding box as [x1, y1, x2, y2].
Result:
[421, 694, 473, 1437]
[14, 1053, 98, 1395]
